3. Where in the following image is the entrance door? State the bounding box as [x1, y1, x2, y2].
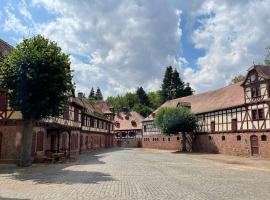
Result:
[250, 135, 259, 155]
[51, 134, 56, 152]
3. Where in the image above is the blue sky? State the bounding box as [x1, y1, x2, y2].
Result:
[1, 0, 270, 97]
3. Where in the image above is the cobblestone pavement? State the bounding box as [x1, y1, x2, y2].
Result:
[1, 148, 270, 200]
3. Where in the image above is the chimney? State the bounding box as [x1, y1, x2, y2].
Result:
[78, 92, 84, 98]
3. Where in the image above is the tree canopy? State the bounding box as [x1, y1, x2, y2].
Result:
[0, 35, 73, 166]
[136, 87, 150, 106]
[88, 87, 95, 99]
[160, 66, 193, 103]
[0, 35, 73, 120]
[154, 107, 197, 134]
[95, 87, 103, 100]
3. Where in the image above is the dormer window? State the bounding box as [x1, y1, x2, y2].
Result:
[250, 74, 256, 82]
[251, 86, 261, 98]
[115, 121, 120, 128]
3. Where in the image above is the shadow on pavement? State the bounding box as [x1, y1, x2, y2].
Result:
[0, 197, 30, 200]
[0, 148, 130, 185]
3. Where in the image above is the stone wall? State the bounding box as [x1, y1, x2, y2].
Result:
[0, 125, 23, 163]
[142, 134, 193, 151]
[115, 138, 142, 148]
[193, 132, 270, 157]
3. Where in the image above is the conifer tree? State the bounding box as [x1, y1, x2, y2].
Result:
[172, 68, 185, 99]
[88, 87, 95, 99]
[95, 87, 103, 100]
[136, 87, 150, 106]
[160, 66, 173, 103]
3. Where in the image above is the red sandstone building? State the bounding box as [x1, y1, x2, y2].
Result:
[143, 65, 270, 157]
[0, 40, 114, 163]
[114, 111, 144, 147]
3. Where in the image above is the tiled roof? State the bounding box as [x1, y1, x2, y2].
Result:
[73, 98, 111, 121]
[114, 111, 144, 131]
[0, 39, 13, 58]
[94, 101, 113, 114]
[144, 81, 245, 121]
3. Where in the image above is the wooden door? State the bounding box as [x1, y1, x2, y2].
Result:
[250, 135, 259, 155]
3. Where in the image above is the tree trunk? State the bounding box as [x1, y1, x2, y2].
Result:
[181, 132, 187, 152]
[18, 119, 34, 167]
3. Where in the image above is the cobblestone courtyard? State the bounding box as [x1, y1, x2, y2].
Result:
[1, 148, 270, 200]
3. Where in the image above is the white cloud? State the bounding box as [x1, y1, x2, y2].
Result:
[30, 0, 182, 97]
[183, 0, 270, 93]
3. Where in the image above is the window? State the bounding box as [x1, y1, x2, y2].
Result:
[209, 136, 212, 140]
[251, 86, 261, 98]
[231, 119, 237, 131]
[258, 109, 265, 119]
[237, 135, 241, 141]
[261, 135, 267, 141]
[36, 132, 44, 151]
[63, 109, 69, 120]
[144, 125, 146, 132]
[177, 137, 180, 141]
[250, 74, 256, 82]
[222, 136, 225, 141]
[163, 138, 165, 141]
[74, 108, 79, 122]
[252, 109, 265, 120]
[168, 138, 170, 142]
[211, 121, 215, 132]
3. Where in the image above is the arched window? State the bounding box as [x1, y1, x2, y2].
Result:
[261, 135, 267, 141]
[222, 136, 225, 141]
[237, 135, 241, 141]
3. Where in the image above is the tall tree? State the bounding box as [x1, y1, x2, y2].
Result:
[172, 68, 185, 99]
[125, 92, 139, 110]
[155, 107, 197, 151]
[136, 87, 149, 106]
[160, 66, 193, 103]
[160, 66, 173, 103]
[88, 87, 95, 99]
[95, 87, 103, 100]
[0, 35, 73, 167]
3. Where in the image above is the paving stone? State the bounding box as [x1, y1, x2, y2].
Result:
[0, 148, 270, 200]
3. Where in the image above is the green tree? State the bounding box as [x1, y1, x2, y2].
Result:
[147, 91, 161, 110]
[0, 35, 73, 166]
[265, 46, 270, 65]
[160, 66, 193, 103]
[95, 87, 103, 100]
[160, 66, 173, 103]
[125, 92, 139, 110]
[172, 68, 185, 98]
[136, 87, 149, 106]
[155, 107, 197, 151]
[88, 87, 95, 99]
[230, 74, 245, 84]
[132, 104, 152, 117]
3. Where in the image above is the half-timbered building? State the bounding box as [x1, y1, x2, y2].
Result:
[142, 65, 270, 157]
[114, 111, 144, 147]
[0, 40, 114, 163]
